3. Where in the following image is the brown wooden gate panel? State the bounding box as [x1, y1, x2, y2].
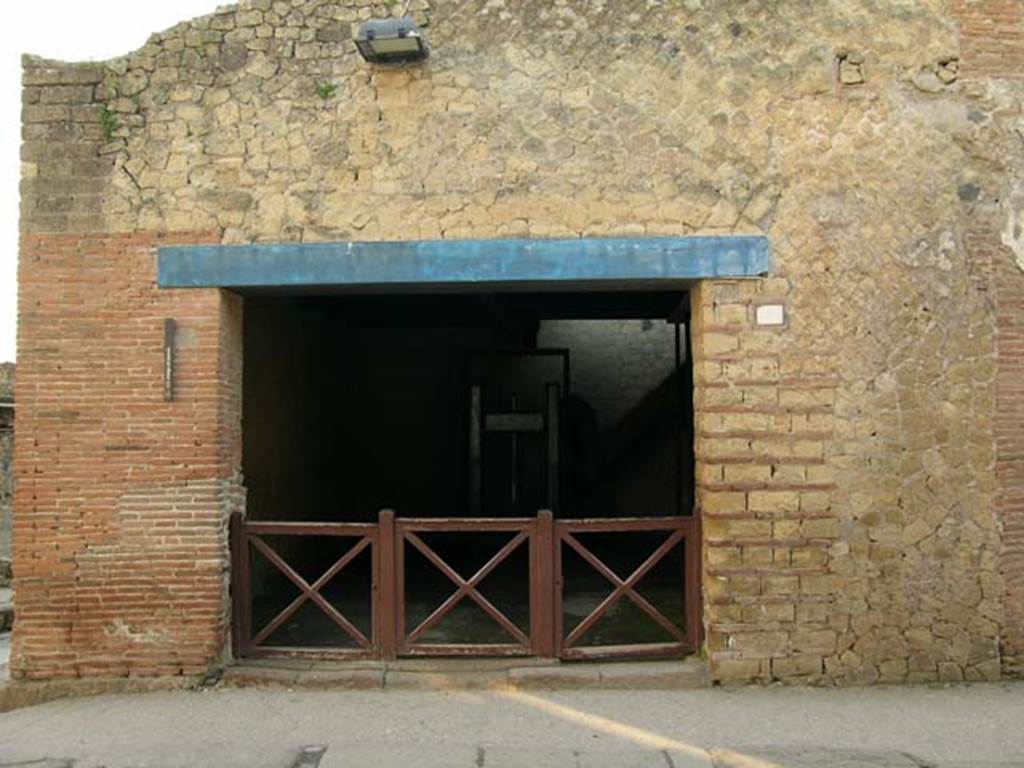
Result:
[231, 517, 379, 659]
[394, 515, 549, 656]
[554, 516, 700, 660]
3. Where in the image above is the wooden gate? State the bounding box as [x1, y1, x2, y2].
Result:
[231, 510, 699, 660]
[394, 516, 551, 656]
[231, 519, 380, 659]
[554, 517, 700, 659]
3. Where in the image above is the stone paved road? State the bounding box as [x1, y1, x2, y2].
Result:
[1, 683, 1023, 768]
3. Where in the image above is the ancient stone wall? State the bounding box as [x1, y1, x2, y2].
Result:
[16, 0, 1024, 682]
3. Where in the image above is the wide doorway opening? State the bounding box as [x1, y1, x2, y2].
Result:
[238, 288, 697, 659]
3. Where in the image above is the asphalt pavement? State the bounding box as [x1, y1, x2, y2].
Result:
[1, 681, 1023, 767]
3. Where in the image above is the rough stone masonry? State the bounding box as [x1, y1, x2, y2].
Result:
[13, 0, 1024, 685]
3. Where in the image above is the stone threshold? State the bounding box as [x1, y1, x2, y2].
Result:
[0, 657, 708, 714]
[221, 656, 709, 691]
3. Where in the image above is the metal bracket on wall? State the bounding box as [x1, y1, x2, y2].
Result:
[163, 319, 176, 402]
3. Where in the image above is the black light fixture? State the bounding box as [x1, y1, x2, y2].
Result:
[355, 17, 429, 64]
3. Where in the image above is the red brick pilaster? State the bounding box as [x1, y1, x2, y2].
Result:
[12, 231, 241, 680]
[993, 235, 1024, 675]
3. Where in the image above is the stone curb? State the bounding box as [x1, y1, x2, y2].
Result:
[0, 660, 709, 711]
[221, 658, 709, 692]
[0, 675, 193, 714]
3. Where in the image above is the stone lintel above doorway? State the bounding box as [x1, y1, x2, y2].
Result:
[157, 235, 771, 291]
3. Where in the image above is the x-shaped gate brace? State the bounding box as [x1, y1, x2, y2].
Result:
[247, 531, 374, 651]
[400, 527, 533, 652]
[230, 512, 698, 660]
[558, 527, 688, 651]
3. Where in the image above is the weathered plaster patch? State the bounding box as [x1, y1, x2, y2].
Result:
[1002, 186, 1024, 272]
[105, 619, 170, 645]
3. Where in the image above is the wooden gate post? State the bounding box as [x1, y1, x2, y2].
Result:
[377, 508, 398, 659]
[229, 511, 243, 660]
[685, 511, 704, 651]
[229, 511, 253, 659]
[532, 509, 556, 657]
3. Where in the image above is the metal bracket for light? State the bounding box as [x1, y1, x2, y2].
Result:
[163, 318, 176, 402]
[355, 17, 429, 64]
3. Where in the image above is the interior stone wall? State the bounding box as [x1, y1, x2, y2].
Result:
[537, 320, 678, 432]
[16, 0, 1024, 682]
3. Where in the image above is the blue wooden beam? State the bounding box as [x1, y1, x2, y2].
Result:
[158, 236, 770, 290]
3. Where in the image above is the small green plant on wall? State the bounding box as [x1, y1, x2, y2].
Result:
[316, 82, 338, 100]
[98, 107, 121, 141]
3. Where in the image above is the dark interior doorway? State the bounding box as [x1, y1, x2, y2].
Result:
[241, 289, 695, 652]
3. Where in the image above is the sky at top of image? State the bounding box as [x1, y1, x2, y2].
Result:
[0, 1, 226, 363]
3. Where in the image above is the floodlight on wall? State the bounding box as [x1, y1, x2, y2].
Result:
[355, 17, 429, 64]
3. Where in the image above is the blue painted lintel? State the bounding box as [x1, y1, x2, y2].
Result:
[157, 235, 770, 290]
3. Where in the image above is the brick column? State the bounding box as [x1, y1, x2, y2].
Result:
[995, 237, 1024, 676]
[692, 278, 839, 683]
[953, 0, 1024, 679]
[973, 218, 1024, 676]
[12, 232, 241, 680]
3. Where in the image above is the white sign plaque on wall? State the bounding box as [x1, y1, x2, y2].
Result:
[755, 304, 785, 327]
